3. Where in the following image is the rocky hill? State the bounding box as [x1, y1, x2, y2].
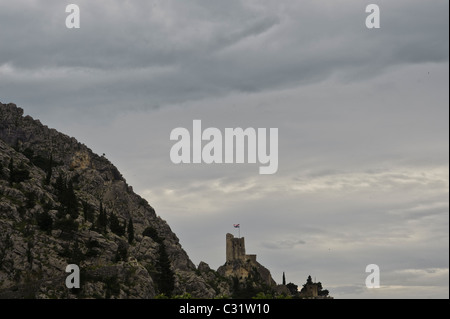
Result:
[0, 102, 226, 298]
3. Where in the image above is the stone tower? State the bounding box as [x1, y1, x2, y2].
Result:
[225, 233, 257, 263]
[226, 233, 246, 262]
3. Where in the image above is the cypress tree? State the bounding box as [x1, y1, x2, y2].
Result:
[66, 180, 78, 219]
[157, 243, 174, 296]
[127, 218, 134, 244]
[110, 212, 125, 236]
[55, 174, 66, 203]
[96, 202, 108, 233]
[45, 154, 53, 185]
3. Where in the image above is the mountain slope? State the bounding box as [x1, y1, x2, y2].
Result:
[0, 102, 216, 298]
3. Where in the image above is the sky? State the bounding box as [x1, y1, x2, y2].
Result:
[0, 0, 448, 298]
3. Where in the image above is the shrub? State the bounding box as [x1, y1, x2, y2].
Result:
[114, 240, 128, 262]
[110, 213, 125, 237]
[54, 216, 79, 234]
[142, 226, 163, 244]
[36, 211, 53, 233]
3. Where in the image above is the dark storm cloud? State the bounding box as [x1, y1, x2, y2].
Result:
[0, 0, 448, 117]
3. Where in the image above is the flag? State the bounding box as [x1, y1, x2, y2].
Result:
[233, 224, 240, 228]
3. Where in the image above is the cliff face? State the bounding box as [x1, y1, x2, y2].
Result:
[0, 102, 216, 298]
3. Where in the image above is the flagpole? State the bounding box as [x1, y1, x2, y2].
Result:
[233, 224, 241, 238]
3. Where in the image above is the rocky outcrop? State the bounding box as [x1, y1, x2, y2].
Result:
[0, 102, 212, 298]
[217, 259, 276, 288]
[197, 261, 232, 298]
[216, 233, 277, 298]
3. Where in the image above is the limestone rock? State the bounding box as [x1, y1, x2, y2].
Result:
[0, 102, 216, 298]
[197, 261, 232, 297]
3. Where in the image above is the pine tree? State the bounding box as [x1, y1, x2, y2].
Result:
[283, 272, 286, 285]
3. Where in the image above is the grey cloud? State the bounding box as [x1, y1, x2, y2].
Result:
[330, 285, 366, 297]
[1, 0, 448, 118]
[261, 239, 306, 250]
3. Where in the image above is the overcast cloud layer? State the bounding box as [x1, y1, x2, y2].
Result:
[1, 0, 448, 298]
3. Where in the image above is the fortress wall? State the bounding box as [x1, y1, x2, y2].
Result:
[245, 254, 257, 263]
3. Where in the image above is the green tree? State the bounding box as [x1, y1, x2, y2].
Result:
[25, 191, 37, 209]
[114, 240, 128, 262]
[104, 276, 121, 299]
[66, 180, 78, 219]
[316, 282, 329, 296]
[54, 174, 78, 218]
[36, 211, 53, 234]
[54, 216, 78, 234]
[82, 201, 95, 223]
[156, 243, 175, 297]
[142, 226, 163, 243]
[110, 212, 125, 236]
[86, 238, 101, 258]
[7, 158, 30, 185]
[68, 241, 84, 265]
[286, 282, 298, 296]
[55, 174, 65, 194]
[26, 241, 34, 267]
